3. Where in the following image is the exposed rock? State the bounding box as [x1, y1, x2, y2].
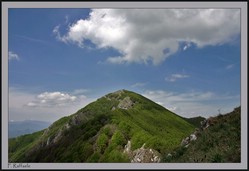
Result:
[71, 115, 80, 125]
[200, 119, 210, 130]
[42, 122, 72, 147]
[42, 123, 55, 137]
[181, 137, 189, 146]
[118, 96, 134, 110]
[104, 90, 136, 111]
[181, 132, 198, 147]
[190, 134, 197, 141]
[123, 140, 131, 153]
[65, 123, 70, 129]
[181, 116, 219, 148]
[124, 141, 161, 163]
[131, 144, 161, 163]
[52, 129, 63, 144]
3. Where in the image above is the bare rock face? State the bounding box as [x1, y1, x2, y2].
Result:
[200, 119, 210, 130]
[181, 117, 214, 148]
[117, 96, 134, 110]
[181, 128, 199, 147]
[105, 90, 136, 110]
[123, 141, 161, 163]
[132, 147, 161, 163]
[123, 140, 131, 153]
[42, 122, 71, 147]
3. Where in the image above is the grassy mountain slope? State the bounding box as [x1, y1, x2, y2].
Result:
[9, 89, 195, 163]
[163, 106, 241, 163]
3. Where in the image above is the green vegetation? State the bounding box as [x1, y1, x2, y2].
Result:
[162, 106, 241, 163]
[9, 89, 215, 163]
[111, 130, 126, 146]
[8, 130, 44, 162]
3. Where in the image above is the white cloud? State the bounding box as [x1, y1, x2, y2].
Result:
[53, 25, 66, 43]
[142, 90, 240, 118]
[8, 51, 19, 60]
[165, 74, 190, 82]
[27, 92, 77, 107]
[26, 102, 37, 107]
[8, 88, 94, 122]
[226, 64, 234, 69]
[54, 9, 240, 65]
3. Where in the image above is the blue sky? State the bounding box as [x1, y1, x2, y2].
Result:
[8, 8, 241, 122]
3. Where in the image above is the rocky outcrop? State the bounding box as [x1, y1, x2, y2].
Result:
[200, 116, 220, 130]
[123, 140, 131, 153]
[41, 122, 71, 147]
[131, 144, 161, 163]
[181, 132, 197, 147]
[117, 96, 134, 110]
[200, 119, 210, 130]
[181, 125, 202, 147]
[181, 116, 218, 147]
[105, 89, 136, 110]
[123, 141, 161, 163]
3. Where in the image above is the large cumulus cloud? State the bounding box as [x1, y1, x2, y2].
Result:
[54, 9, 240, 65]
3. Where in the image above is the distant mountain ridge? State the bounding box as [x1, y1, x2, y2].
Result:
[181, 116, 206, 128]
[9, 120, 51, 138]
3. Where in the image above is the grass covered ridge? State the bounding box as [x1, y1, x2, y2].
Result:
[9, 89, 206, 162]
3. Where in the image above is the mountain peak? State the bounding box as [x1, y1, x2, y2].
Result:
[104, 89, 125, 98]
[104, 89, 136, 110]
[9, 89, 196, 163]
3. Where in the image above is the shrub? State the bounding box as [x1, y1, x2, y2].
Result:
[211, 153, 224, 163]
[111, 130, 126, 146]
[96, 133, 109, 154]
[87, 152, 101, 162]
[105, 149, 130, 162]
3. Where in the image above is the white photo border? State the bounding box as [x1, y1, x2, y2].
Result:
[2, 1, 247, 170]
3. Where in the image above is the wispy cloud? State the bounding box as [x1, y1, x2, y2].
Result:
[165, 74, 190, 82]
[131, 82, 147, 88]
[15, 35, 54, 46]
[218, 56, 238, 70]
[53, 25, 67, 43]
[8, 51, 19, 61]
[226, 64, 235, 70]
